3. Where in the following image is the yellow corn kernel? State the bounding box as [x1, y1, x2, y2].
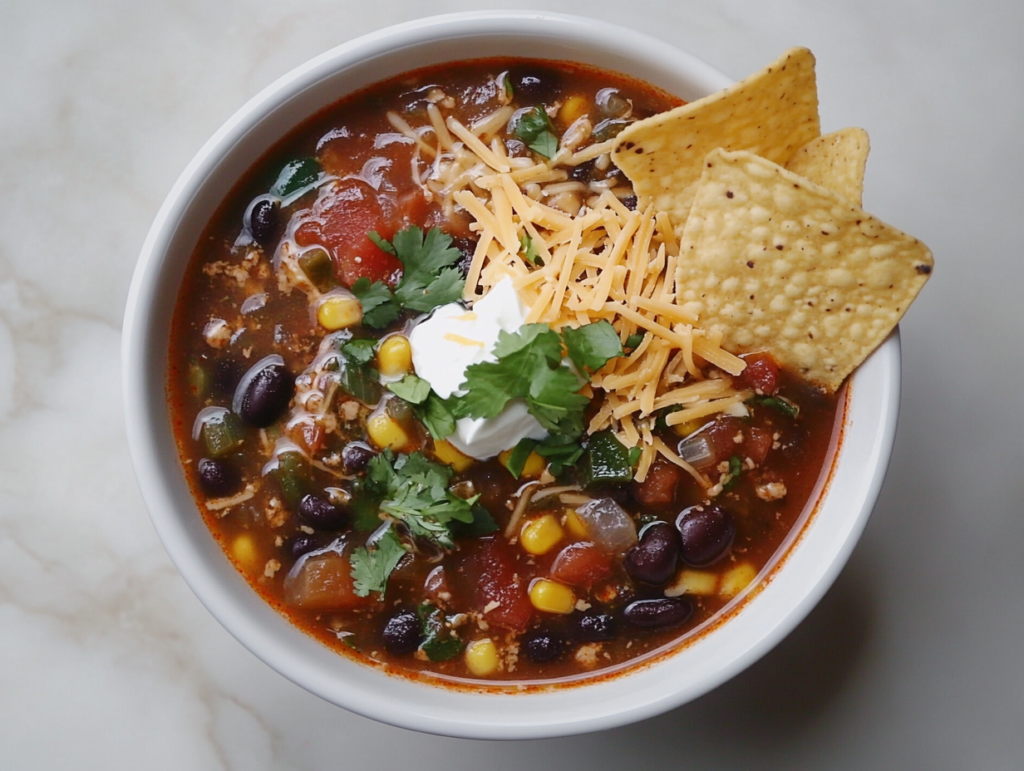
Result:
[366, 412, 410, 451]
[564, 508, 589, 539]
[529, 578, 576, 614]
[665, 569, 719, 597]
[231, 534, 259, 571]
[377, 335, 412, 377]
[719, 562, 758, 599]
[520, 514, 564, 556]
[673, 419, 704, 437]
[498, 448, 546, 479]
[464, 638, 500, 677]
[433, 439, 474, 472]
[560, 94, 589, 127]
[317, 295, 363, 331]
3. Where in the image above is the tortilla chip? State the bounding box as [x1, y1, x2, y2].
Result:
[785, 128, 870, 205]
[611, 47, 820, 227]
[676, 148, 933, 391]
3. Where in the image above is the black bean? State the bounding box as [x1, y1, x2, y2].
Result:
[297, 493, 348, 530]
[621, 194, 638, 211]
[341, 442, 376, 474]
[573, 612, 616, 642]
[676, 505, 736, 566]
[382, 609, 422, 655]
[452, 236, 478, 278]
[570, 160, 596, 183]
[233, 355, 294, 427]
[624, 521, 680, 585]
[197, 458, 241, 497]
[623, 598, 692, 629]
[249, 198, 280, 246]
[522, 629, 565, 663]
[290, 534, 321, 559]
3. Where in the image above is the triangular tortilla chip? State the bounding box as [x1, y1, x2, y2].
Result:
[785, 128, 870, 205]
[612, 47, 820, 227]
[676, 148, 933, 391]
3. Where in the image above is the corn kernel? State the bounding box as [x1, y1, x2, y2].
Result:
[564, 508, 589, 539]
[520, 514, 564, 556]
[464, 638, 500, 677]
[665, 569, 719, 597]
[673, 419, 704, 437]
[719, 562, 758, 598]
[433, 439, 474, 472]
[377, 335, 412, 377]
[560, 94, 589, 126]
[231, 534, 259, 571]
[317, 294, 362, 331]
[498, 448, 546, 478]
[366, 412, 410, 451]
[529, 578, 576, 614]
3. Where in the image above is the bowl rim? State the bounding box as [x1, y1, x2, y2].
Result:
[122, 9, 900, 739]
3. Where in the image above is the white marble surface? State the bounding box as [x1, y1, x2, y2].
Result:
[1, 0, 1021, 767]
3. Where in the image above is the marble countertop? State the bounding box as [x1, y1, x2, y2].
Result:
[2, 0, 1021, 768]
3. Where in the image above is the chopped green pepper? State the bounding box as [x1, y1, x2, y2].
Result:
[581, 430, 634, 486]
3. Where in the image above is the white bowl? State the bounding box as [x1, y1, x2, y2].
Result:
[122, 10, 900, 739]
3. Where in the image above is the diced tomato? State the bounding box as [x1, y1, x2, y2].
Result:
[550, 542, 612, 589]
[293, 180, 402, 287]
[632, 459, 683, 507]
[463, 537, 533, 632]
[737, 352, 780, 395]
[288, 419, 325, 455]
[702, 416, 747, 467]
[283, 551, 373, 611]
[745, 426, 773, 465]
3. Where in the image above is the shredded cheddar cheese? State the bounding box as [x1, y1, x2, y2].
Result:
[394, 91, 753, 481]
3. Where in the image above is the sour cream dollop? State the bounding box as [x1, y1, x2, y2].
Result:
[408, 278, 548, 459]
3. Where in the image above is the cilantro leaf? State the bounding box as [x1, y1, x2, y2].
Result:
[534, 434, 585, 477]
[270, 157, 322, 197]
[459, 323, 589, 438]
[337, 338, 382, 404]
[624, 333, 645, 351]
[417, 603, 465, 662]
[449, 504, 499, 538]
[367, 230, 396, 255]
[388, 374, 431, 404]
[351, 278, 399, 329]
[519, 233, 543, 266]
[749, 395, 800, 419]
[401, 266, 465, 313]
[414, 393, 457, 440]
[723, 455, 743, 491]
[350, 527, 406, 597]
[391, 227, 465, 312]
[563, 320, 624, 379]
[515, 106, 559, 159]
[504, 437, 539, 479]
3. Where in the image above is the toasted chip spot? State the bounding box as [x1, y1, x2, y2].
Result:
[676, 148, 933, 391]
[612, 47, 820, 227]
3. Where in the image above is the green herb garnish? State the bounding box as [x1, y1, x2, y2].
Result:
[386, 374, 458, 441]
[519, 233, 543, 266]
[270, 157, 322, 198]
[563, 320, 623, 379]
[337, 338, 382, 404]
[456, 322, 622, 439]
[417, 603, 465, 662]
[724, 455, 743, 491]
[349, 526, 406, 598]
[749, 395, 800, 419]
[515, 106, 559, 159]
[352, 226, 465, 328]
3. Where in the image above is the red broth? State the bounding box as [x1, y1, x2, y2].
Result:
[168, 59, 839, 684]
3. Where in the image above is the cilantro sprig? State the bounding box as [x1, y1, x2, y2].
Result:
[515, 106, 559, 159]
[387, 374, 457, 440]
[455, 321, 623, 440]
[349, 527, 406, 597]
[352, 226, 466, 328]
